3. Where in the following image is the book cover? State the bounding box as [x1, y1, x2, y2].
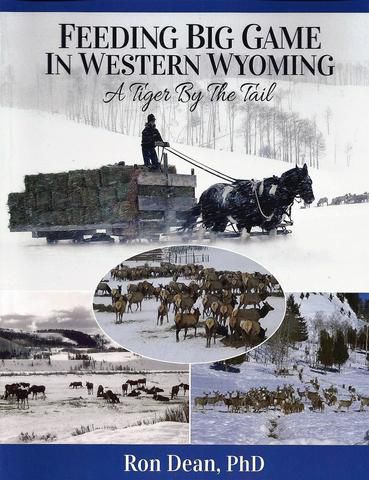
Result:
[0, 1, 368, 479]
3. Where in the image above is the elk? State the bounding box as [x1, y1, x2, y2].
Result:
[122, 383, 129, 396]
[194, 395, 208, 409]
[205, 317, 219, 348]
[127, 291, 144, 312]
[157, 301, 169, 325]
[153, 393, 170, 402]
[16, 387, 29, 409]
[114, 296, 127, 324]
[174, 308, 201, 342]
[171, 385, 180, 399]
[218, 303, 233, 325]
[338, 396, 355, 411]
[359, 396, 369, 411]
[229, 302, 274, 337]
[86, 382, 94, 394]
[239, 291, 269, 309]
[239, 319, 267, 344]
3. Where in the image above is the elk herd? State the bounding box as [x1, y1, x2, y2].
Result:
[2, 377, 188, 410]
[95, 262, 280, 349]
[317, 192, 369, 207]
[194, 374, 369, 416]
[3, 382, 46, 409]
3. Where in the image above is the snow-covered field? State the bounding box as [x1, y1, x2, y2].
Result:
[191, 359, 369, 445]
[93, 249, 286, 363]
[0, 351, 189, 373]
[191, 293, 369, 445]
[0, 370, 189, 444]
[0, 105, 368, 292]
[95, 281, 285, 364]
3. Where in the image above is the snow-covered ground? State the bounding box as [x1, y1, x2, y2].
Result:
[0, 351, 189, 373]
[93, 249, 286, 363]
[0, 370, 189, 444]
[191, 293, 369, 445]
[191, 359, 369, 445]
[95, 281, 284, 364]
[0, 107, 368, 293]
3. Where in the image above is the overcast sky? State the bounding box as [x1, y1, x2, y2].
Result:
[0, 290, 99, 333]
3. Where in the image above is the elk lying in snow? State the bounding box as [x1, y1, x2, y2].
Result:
[127, 389, 141, 397]
[146, 387, 164, 395]
[104, 390, 120, 403]
[229, 302, 274, 337]
[174, 308, 201, 342]
[127, 291, 144, 312]
[153, 393, 170, 402]
[205, 317, 219, 348]
[239, 319, 267, 344]
[157, 301, 169, 325]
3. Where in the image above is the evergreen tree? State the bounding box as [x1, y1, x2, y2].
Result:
[286, 294, 300, 315]
[333, 329, 349, 371]
[347, 327, 357, 349]
[343, 293, 360, 314]
[317, 329, 334, 368]
[296, 315, 309, 342]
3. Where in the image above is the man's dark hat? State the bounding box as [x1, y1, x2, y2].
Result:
[147, 114, 156, 122]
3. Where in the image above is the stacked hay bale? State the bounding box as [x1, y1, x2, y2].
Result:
[8, 164, 145, 228]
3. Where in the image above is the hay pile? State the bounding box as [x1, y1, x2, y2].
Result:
[9, 164, 141, 228]
[7, 163, 190, 229]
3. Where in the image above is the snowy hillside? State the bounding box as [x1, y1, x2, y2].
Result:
[0, 107, 368, 293]
[191, 292, 369, 445]
[293, 293, 362, 341]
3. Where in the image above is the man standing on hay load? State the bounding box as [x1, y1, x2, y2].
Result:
[141, 114, 169, 170]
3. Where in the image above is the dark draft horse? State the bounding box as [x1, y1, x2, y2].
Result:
[183, 164, 314, 233]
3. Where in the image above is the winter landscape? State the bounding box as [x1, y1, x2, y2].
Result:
[93, 246, 285, 363]
[1, 15, 369, 295]
[0, 291, 189, 444]
[191, 292, 369, 445]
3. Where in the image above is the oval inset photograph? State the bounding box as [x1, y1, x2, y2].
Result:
[93, 246, 286, 363]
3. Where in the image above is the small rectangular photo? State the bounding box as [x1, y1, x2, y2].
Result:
[191, 292, 369, 445]
[0, 291, 189, 444]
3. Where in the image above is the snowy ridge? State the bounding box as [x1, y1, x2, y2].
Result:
[293, 293, 362, 341]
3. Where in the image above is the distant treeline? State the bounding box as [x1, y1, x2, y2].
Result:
[0, 328, 98, 349]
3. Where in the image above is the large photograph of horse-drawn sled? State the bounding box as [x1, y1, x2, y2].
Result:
[191, 292, 369, 445]
[0, 291, 189, 444]
[1, 14, 369, 293]
[93, 246, 286, 363]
